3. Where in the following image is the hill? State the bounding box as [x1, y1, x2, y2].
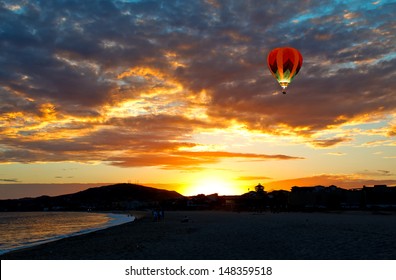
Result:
[0, 183, 184, 211]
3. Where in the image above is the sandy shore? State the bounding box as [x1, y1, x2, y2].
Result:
[2, 210, 396, 260]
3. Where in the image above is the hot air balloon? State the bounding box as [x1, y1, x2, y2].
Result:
[267, 47, 303, 94]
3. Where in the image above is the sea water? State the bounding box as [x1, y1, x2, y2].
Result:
[0, 211, 134, 255]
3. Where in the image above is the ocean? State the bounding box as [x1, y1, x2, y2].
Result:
[0, 211, 134, 255]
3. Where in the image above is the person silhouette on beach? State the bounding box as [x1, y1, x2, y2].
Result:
[153, 209, 159, 222]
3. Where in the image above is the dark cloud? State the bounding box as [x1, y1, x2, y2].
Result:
[0, 0, 395, 168]
[357, 169, 394, 177]
[200, 1, 396, 135]
[0, 178, 20, 182]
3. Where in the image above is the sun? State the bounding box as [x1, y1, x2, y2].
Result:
[184, 175, 236, 196]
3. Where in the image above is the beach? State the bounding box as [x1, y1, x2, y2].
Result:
[2, 211, 396, 260]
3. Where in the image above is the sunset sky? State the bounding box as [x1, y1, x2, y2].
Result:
[1, 0, 395, 199]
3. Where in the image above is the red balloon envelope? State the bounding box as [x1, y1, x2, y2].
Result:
[267, 47, 303, 94]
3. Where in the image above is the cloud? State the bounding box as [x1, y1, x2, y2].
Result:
[236, 176, 272, 181]
[174, 151, 303, 160]
[327, 152, 346, 156]
[110, 151, 303, 169]
[200, 1, 396, 136]
[0, 109, 302, 168]
[310, 137, 352, 148]
[0, 0, 395, 168]
[360, 139, 396, 147]
[0, 178, 20, 183]
[387, 125, 396, 137]
[267, 174, 396, 190]
[356, 169, 394, 177]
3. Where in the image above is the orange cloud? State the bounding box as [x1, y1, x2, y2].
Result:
[236, 176, 272, 181]
[1, 0, 395, 177]
[110, 151, 303, 169]
[174, 151, 303, 160]
[267, 174, 396, 190]
[309, 137, 352, 148]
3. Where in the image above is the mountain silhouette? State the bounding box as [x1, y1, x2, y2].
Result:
[0, 183, 184, 211]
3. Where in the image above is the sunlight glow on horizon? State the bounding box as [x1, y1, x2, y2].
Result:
[181, 175, 240, 196]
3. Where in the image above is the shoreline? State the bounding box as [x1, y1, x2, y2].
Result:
[0, 211, 145, 257]
[2, 210, 396, 260]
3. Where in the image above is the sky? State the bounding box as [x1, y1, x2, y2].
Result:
[0, 0, 396, 199]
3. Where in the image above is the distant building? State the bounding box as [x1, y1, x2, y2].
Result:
[290, 185, 343, 210]
[362, 185, 396, 209]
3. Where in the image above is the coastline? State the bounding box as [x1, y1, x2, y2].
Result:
[2, 210, 396, 260]
[0, 211, 142, 257]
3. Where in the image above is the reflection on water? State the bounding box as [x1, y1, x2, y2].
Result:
[0, 212, 121, 254]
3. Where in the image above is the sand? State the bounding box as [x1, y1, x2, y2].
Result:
[2, 210, 396, 260]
